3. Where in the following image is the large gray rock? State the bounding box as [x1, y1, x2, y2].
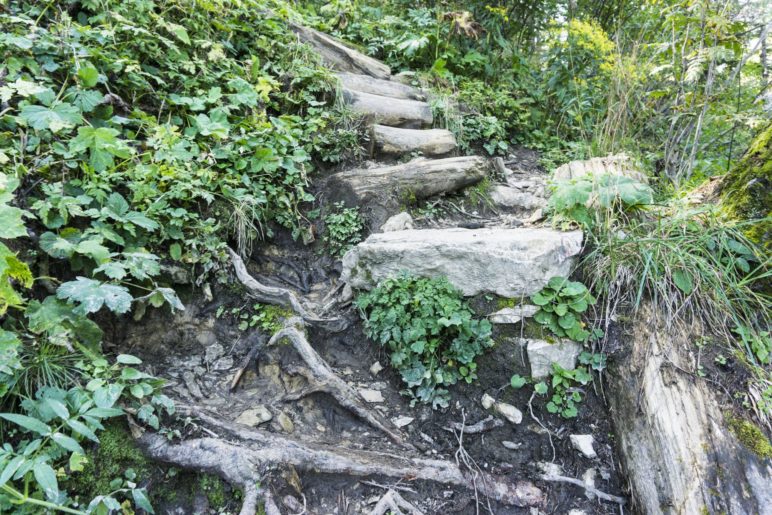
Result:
[489, 184, 546, 211]
[552, 153, 648, 183]
[527, 339, 583, 378]
[341, 228, 582, 297]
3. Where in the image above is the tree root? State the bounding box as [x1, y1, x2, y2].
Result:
[369, 490, 424, 515]
[443, 415, 503, 434]
[540, 474, 626, 505]
[137, 408, 544, 514]
[228, 248, 346, 332]
[268, 317, 408, 447]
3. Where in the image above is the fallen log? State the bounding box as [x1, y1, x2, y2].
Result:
[341, 88, 432, 128]
[339, 72, 424, 100]
[370, 125, 457, 157]
[289, 23, 390, 79]
[608, 306, 772, 514]
[138, 409, 545, 514]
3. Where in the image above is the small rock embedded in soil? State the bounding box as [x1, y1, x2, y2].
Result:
[211, 355, 234, 371]
[380, 212, 414, 232]
[369, 361, 383, 375]
[537, 462, 563, 476]
[527, 339, 582, 379]
[481, 393, 523, 424]
[392, 416, 414, 428]
[277, 412, 295, 433]
[204, 342, 224, 363]
[570, 434, 597, 459]
[181, 371, 204, 399]
[235, 406, 272, 427]
[358, 388, 384, 403]
[502, 441, 522, 450]
[488, 304, 538, 324]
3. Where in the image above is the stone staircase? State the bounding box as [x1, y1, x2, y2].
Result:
[301, 30, 579, 299]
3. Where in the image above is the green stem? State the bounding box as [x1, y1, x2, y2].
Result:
[1, 484, 86, 515]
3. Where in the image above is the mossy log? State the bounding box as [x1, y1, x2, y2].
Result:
[370, 125, 457, 157]
[719, 124, 771, 246]
[338, 72, 424, 100]
[341, 88, 433, 128]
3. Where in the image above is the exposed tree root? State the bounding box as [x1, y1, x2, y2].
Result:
[443, 415, 503, 434]
[540, 474, 626, 505]
[369, 490, 424, 515]
[267, 317, 409, 446]
[138, 408, 544, 514]
[228, 248, 346, 332]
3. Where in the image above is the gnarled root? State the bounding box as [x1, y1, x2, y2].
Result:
[137, 409, 544, 514]
[369, 490, 424, 515]
[228, 248, 346, 332]
[269, 317, 408, 447]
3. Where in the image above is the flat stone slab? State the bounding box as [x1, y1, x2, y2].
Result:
[342, 228, 582, 297]
[338, 72, 424, 100]
[371, 125, 456, 157]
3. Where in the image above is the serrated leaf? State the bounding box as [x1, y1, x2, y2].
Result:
[534, 382, 548, 394]
[71, 89, 103, 112]
[57, 277, 133, 314]
[69, 127, 132, 172]
[19, 103, 81, 132]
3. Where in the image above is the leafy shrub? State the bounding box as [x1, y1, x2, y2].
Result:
[547, 173, 653, 229]
[355, 275, 493, 408]
[323, 202, 365, 257]
[531, 277, 600, 342]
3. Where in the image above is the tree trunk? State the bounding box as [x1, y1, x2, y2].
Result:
[370, 125, 457, 157]
[338, 72, 424, 100]
[608, 306, 772, 514]
[342, 88, 432, 128]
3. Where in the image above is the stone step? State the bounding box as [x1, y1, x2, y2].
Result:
[341, 227, 583, 297]
[370, 125, 457, 157]
[342, 88, 432, 128]
[338, 72, 424, 101]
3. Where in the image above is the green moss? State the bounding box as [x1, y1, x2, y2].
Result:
[720, 124, 772, 246]
[199, 474, 228, 509]
[65, 420, 154, 502]
[726, 414, 772, 459]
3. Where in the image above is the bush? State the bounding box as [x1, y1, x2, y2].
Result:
[355, 275, 493, 408]
[323, 202, 365, 257]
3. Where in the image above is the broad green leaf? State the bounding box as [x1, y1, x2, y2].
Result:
[169, 243, 182, 261]
[534, 382, 548, 394]
[166, 23, 190, 45]
[0, 456, 25, 486]
[77, 61, 100, 88]
[132, 488, 155, 513]
[33, 462, 58, 500]
[0, 413, 51, 435]
[44, 398, 70, 420]
[71, 89, 103, 112]
[69, 127, 132, 172]
[19, 102, 81, 132]
[66, 418, 98, 442]
[57, 277, 133, 314]
[672, 269, 693, 295]
[69, 452, 87, 472]
[510, 374, 527, 389]
[52, 433, 84, 454]
[117, 354, 142, 365]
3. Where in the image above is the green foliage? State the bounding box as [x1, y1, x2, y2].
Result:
[356, 275, 494, 408]
[323, 202, 365, 257]
[531, 277, 601, 342]
[726, 414, 772, 459]
[583, 204, 770, 366]
[547, 173, 654, 229]
[217, 302, 292, 333]
[544, 363, 593, 419]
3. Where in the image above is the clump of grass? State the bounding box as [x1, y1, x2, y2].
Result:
[582, 204, 770, 366]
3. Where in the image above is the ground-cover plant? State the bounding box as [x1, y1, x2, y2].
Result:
[547, 173, 654, 230]
[531, 277, 601, 343]
[323, 202, 365, 257]
[355, 274, 493, 408]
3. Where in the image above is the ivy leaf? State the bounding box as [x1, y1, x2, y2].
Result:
[57, 277, 133, 314]
[69, 127, 132, 172]
[510, 374, 527, 389]
[19, 102, 81, 132]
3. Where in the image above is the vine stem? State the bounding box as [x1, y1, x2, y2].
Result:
[1, 484, 86, 515]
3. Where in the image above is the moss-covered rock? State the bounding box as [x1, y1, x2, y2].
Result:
[726, 414, 772, 459]
[720, 124, 772, 246]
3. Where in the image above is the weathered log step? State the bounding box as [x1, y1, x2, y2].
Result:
[327, 156, 488, 204]
[338, 72, 424, 101]
[289, 23, 390, 79]
[370, 124, 456, 157]
[341, 227, 583, 297]
[342, 88, 432, 128]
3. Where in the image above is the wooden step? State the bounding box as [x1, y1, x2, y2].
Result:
[370, 125, 456, 157]
[289, 23, 391, 79]
[328, 156, 488, 205]
[338, 72, 424, 100]
[342, 88, 432, 128]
